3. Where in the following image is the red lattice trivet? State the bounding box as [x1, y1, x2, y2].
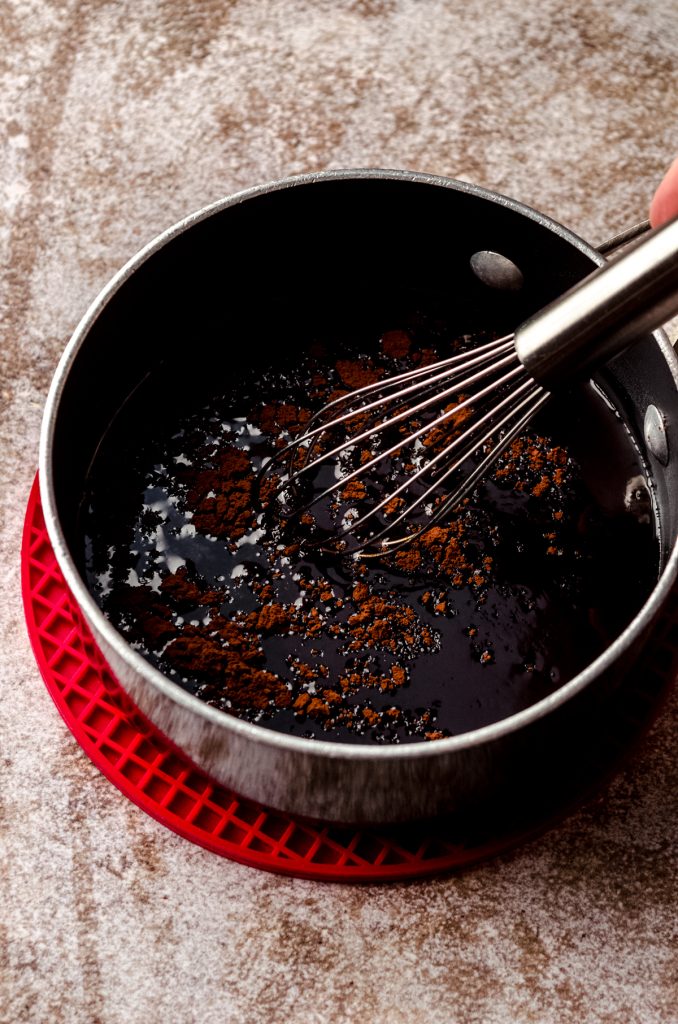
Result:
[22, 475, 676, 880]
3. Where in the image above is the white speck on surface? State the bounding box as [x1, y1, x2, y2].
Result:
[236, 527, 266, 548]
[164, 553, 186, 574]
[95, 570, 112, 596]
[8, 132, 29, 149]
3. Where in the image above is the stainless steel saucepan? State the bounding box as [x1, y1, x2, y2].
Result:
[39, 169, 678, 823]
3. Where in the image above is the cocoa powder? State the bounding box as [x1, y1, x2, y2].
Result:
[83, 321, 657, 745]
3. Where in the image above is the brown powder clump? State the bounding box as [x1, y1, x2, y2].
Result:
[256, 402, 310, 436]
[254, 602, 292, 635]
[165, 633, 234, 676]
[394, 548, 421, 573]
[341, 479, 367, 502]
[391, 665, 406, 686]
[381, 329, 411, 359]
[491, 436, 572, 499]
[532, 475, 551, 498]
[160, 567, 222, 608]
[346, 594, 434, 654]
[259, 473, 281, 507]
[336, 359, 384, 389]
[106, 585, 179, 649]
[143, 615, 179, 647]
[383, 495, 405, 516]
[162, 609, 293, 713]
[165, 632, 291, 711]
[412, 348, 439, 367]
[422, 399, 472, 450]
[547, 446, 568, 466]
[230, 667, 292, 710]
[419, 524, 470, 576]
[185, 445, 254, 541]
[307, 697, 330, 718]
[293, 692, 312, 713]
[292, 661, 318, 682]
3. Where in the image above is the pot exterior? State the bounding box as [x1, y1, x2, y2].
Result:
[83, 601, 655, 824]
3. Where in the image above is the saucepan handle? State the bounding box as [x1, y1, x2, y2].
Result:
[514, 216, 678, 389]
[597, 219, 651, 256]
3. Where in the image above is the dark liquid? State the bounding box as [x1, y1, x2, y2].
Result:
[82, 327, 659, 744]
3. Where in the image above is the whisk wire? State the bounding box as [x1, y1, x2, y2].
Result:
[303, 335, 515, 424]
[280, 351, 522, 499]
[259, 333, 554, 554]
[335, 379, 547, 554]
[312, 368, 538, 545]
[264, 336, 516, 483]
[372, 388, 550, 554]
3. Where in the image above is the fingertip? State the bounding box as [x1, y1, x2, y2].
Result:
[650, 155, 678, 228]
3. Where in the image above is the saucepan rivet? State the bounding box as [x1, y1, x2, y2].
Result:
[470, 250, 524, 291]
[644, 404, 669, 465]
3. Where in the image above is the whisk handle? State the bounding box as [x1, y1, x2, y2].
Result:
[514, 215, 678, 390]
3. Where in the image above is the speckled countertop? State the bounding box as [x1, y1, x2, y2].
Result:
[1, 2, 677, 1021]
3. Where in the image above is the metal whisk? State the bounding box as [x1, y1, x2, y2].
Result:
[261, 216, 678, 554]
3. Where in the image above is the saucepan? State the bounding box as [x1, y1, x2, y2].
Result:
[39, 169, 678, 823]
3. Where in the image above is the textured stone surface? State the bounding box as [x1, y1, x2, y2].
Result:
[1, 2, 677, 1022]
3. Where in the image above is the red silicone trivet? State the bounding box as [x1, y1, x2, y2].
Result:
[21, 475, 675, 880]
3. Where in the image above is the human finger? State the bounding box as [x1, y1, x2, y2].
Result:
[649, 156, 678, 227]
